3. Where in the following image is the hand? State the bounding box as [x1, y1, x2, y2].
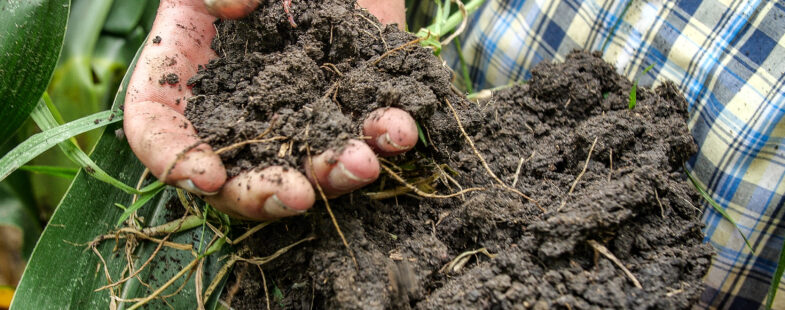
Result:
[123, 0, 413, 220]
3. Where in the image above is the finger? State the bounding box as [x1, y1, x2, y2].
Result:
[357, 0, 406, 28]
[204, 0, 259, 19]
[124, 1, 224, 194]
[362, 107, 418, 156]
[206, 166, 316, 220]
[124, 101, 226, 193]
[305, 140, 380, 197]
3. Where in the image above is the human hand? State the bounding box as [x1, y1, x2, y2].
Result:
[123, 0, 414, 220]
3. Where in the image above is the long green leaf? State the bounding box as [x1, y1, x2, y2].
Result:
[628, 63, 656, 110]
[0, 109, 119, 182]
[767, 240, 785, 309]
[685, 168, 754, 252]
[13, 38, 229, 310]
[0, 0, 70, 147]
[18, 165, 79, 179]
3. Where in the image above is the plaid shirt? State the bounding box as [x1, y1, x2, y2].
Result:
[410, 0, 785, 308]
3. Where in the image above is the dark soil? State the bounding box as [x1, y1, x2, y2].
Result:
[184, 0, 712, 309]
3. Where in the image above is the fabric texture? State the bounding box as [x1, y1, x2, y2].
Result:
[409, 0, 785, 308]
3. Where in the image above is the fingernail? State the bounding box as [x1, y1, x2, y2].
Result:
[377, 132, 409, 151]
[176, 179, 219, 196]
[327, 162, 372, 191]
[263, 194, 305, 218]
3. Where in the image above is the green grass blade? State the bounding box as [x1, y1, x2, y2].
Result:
[454, 37, 473, 94]
[116, 185, 167, 226]
[0, 107, 118, 183]
[18, 165, 78, 179]
[766, 239, 785, 309]
[628, 63, 656, 110]
[0, 0, 70, 147]
[30, 97, 147, 195]
[685, 168, 754, 253]
[416, 122, 428, 147]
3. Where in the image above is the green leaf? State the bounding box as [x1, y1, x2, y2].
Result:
[0, 183, 42, 260]
[18, 165, 78, 179]
[103, 0, 148, 35]
[628, 63, 656, 110]
[115, 185, 166, 226]
[685, 168, 754, 252]
[0, 108, 119, 183]
[767, 239, 785, 309]
[13, 39, 229, 310]
[0, 0, 70, 147]
[30, 95, 152, 195]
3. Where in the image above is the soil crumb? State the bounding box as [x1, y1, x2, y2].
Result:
[184, 1, 712, 309]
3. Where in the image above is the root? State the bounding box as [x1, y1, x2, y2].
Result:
[319, 63, 343, 77]
[214, 136, 288, 155]
[587, 240, 642, 289]
[160, 141, 203, 184]
[381, 165, 484, 198]
[444, 99, 543, 211]
[258, 265, 271, 310]
[371, 36, 427, 66]
[558, 137, 598, 211]
[306, 140, 357, 268]
[354, 13, 388, 50]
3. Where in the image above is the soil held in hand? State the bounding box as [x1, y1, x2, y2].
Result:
[185, 0, 712, 309]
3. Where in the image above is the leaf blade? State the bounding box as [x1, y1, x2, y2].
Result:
[0, 0, 70, 147]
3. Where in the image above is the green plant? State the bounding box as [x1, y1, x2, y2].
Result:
[628, 63, 655, 110]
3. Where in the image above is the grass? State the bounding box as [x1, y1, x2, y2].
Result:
[685, 168, 753, 252]
[628, 63, 656, 110]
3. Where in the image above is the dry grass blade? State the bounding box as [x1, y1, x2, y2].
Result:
[439, 248, 497, 274]
[588, 240, 642, 289]
[203, 256, 240, 303]
[558, 137, 598, 211]
[195, 259, 206, 310]
[444, 99, 543, 211]
[380, 165, 483, 198]
[512, 151, 536, 187]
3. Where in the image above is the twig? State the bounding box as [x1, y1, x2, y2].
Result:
[444, 99, 542, 211]
[588, 240, 642, 289]
[558, 137, 598, 211]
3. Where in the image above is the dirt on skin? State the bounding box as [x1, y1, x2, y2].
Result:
[184, 0, 712, 309]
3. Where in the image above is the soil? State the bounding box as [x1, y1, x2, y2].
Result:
[183, 0, 713, 309]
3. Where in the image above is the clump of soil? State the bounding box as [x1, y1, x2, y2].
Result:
[185, 0, 712, 309]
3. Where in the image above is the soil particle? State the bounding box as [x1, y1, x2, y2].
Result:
[152, 35, 162, 44]
[184, 1, 711, 309]
[160, 73, 179, 85]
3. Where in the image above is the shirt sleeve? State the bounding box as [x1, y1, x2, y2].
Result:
[438, 1, 785, 308]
